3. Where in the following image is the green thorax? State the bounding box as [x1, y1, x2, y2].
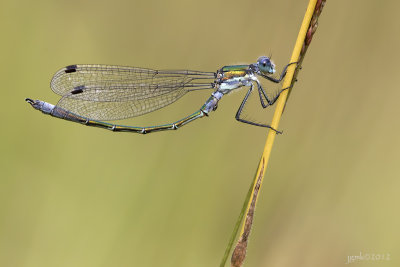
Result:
[221, 65, 250, 72]
[219, 65, 250, 81]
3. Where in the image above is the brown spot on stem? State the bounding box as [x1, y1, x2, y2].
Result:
[231, 157, 265, 267]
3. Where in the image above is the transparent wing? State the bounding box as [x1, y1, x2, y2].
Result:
[51, 64, 216, 120]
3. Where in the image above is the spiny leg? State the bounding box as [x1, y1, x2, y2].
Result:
[257, 83, 292, 108]
[264, 62, 298, 83]
[235, 84, 282, 134]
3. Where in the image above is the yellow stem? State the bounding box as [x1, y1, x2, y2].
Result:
[239, 0, 318, 236]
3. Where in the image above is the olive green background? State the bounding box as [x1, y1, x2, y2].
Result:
[1, 1, 399, 266]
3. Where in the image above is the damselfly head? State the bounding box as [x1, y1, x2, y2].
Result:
[257, 56, 275, 75]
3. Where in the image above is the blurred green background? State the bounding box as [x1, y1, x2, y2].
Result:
[1, 0, 399, 266]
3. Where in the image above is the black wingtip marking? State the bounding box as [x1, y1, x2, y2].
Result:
[71, 85, 85, 94]
[65, 65, 77, 73]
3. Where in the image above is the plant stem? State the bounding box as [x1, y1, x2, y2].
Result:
[219, 0, 327, 266]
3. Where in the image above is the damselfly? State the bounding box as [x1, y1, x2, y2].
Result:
[26, 57, 295, 134]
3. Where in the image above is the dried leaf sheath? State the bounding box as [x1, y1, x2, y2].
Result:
[231, 158, 265, 267]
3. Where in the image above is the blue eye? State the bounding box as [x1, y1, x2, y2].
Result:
[257, 56, 275, 74]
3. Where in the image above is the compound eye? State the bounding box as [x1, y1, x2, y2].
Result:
[257, 56, 274, 74]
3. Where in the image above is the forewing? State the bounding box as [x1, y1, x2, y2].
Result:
[51, 64, 215, 120]
[51, 64, 215, 101]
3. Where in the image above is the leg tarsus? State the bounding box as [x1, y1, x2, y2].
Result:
[257, 83, 292, 109]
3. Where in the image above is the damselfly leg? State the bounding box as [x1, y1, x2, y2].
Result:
[260, 62, 298, 83]
[235, 85, 292, 134]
